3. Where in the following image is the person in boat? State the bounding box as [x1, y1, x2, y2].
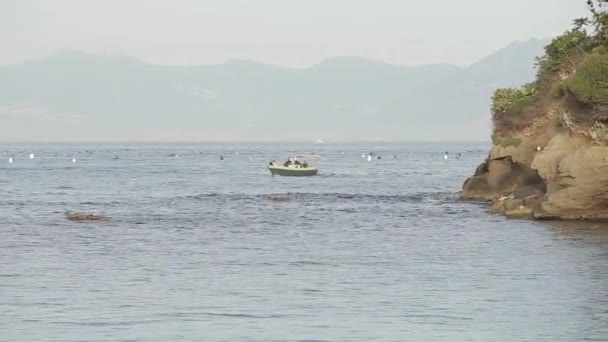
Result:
[294, 160, 302, 167]
[283, 158, 292, 167]
[302, 161, 308, 168]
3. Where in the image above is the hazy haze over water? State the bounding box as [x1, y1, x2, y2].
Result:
[0, 0, 588, 67]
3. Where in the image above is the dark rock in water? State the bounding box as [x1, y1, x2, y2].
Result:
[264, 193, 294, 202]
[462, 156, 545, 203]
[65, 212, 109, 222]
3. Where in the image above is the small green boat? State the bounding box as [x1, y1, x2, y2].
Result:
[268, 155, 319, 176]
[268, 165, 318, 177]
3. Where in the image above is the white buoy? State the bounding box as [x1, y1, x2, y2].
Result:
[367, 155, 372, 162]
[537, 146, 541, 151]
[29, 153, 34, 159]
[8, 157, 13, 163]
[361, 154, 366, 158]
[444, 154, 448, 160]
[72, 158, 76, 163]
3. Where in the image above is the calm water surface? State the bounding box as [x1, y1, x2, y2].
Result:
[1, 142, 607, 341]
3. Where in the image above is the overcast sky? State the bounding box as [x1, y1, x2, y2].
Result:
[1, 0, 590, 67]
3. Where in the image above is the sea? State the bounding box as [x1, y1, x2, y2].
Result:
[1, 142, 607, 342]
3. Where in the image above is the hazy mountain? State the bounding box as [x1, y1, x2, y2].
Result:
[0, 38, 548, 141]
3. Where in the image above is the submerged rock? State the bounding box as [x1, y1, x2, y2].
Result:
[65, 212, 109, 222]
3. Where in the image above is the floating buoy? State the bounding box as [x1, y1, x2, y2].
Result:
[367, 155, 372, 162]
[537, 146, 541, 151]
[361, 154, 366, 158]
[8, 157, 13, 163]
[72, 158, 76, 163]
[29, 153, 34, 159]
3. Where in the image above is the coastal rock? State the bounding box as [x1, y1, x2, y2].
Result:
[491, 194, 543, 218]
[540, 146, 608, 220]
[531, 133, 589, 187]
[462, 156, 545, 202]
[491, 197, 528, 218]
[490, 130, 554, 165]
[464, 131, 608, 221]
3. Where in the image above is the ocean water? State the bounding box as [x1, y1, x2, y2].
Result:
[1, 142, 607, 342]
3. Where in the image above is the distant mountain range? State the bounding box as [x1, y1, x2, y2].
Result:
[0, 38, 549, 141]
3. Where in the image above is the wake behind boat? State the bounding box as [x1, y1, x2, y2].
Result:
[268, 155, 319, 177]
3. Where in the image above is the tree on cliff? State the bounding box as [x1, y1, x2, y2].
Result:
[490, 0, 608, 140]
[584, 0, 608, 46]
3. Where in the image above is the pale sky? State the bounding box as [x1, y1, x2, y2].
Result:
[0, 0, 589, 67]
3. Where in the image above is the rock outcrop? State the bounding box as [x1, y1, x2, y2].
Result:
[463, 129, 608, 220]
[462, 156, 545, 201]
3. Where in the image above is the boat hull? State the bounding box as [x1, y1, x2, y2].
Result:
[268, 166, 318, 177]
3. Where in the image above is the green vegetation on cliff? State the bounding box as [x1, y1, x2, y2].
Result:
[493, 136, 523, 148]
[566, 52, 608, 105]
[491, 85, 538, 131]
[491, 0, 608, 136]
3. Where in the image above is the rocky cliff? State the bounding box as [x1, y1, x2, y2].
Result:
[462, 3, 608, 221]
[463, 113, 608, 220]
